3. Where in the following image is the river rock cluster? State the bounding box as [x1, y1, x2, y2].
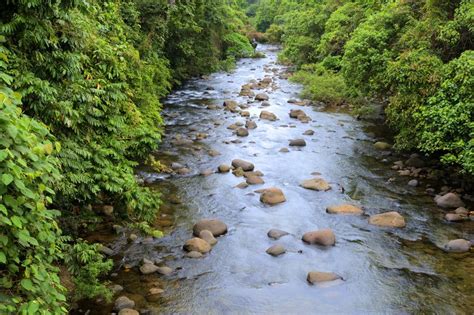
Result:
[183, 219, 228, 257]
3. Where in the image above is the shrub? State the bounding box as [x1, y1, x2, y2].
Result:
[0, 40, 66, 313]
[415, 51, 474, 173]
[291, 63, 349, 106]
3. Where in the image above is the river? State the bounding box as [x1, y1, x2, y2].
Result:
[76, 44, 473, 314]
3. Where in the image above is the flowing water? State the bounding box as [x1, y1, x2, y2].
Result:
[77, 45, 473, 314]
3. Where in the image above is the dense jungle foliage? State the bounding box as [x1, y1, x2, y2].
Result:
[247, 0, 473, 175]
[0, 0, 255, 312]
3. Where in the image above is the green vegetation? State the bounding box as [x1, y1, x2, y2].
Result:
[251, 0, 473, 174]
[1, 0, 255, 312]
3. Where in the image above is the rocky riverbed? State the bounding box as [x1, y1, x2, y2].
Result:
[74, 45, 473, 315]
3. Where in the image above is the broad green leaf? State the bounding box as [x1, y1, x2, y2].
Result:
[0, 150, 7, 162]
[10, 216, 22, 229]
[20, 278, 33, 291]
[1, 174, 13, 186]
[0, 251, 6, 264]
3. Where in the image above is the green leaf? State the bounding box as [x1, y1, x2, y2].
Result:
[20, 278, 33, 291]
[6, 125, 18, 139]
[0, 150, 7, 162]
[27, 301, 40, 314]
[0, 251, 6, 264]
[11, 216, 22, 229]
[1, 174, 13, 186]
[0, 205, 6, 215]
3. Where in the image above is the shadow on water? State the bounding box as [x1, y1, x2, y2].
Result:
[73, 45, 473, 314]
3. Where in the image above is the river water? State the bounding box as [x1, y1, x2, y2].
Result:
[77, 45, 473, 314]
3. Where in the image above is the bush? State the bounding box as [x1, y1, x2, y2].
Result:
[291, 64, 349, 106]
[385, 49, 444, 150]
[415, 51, 474, 173]
[0, 40, 66, 313]
[224, 32, 255, 58]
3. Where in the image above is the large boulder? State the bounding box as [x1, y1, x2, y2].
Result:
[444, 239, 471, 253]
[300, 178, 331, 191]
[259, 187, 286, 205]
[231, 159, 255, 171]
[368, 211, 406, 228]
[434, 193, 465, 208]
[302, 229, 335, 246]
[326, 204, 363, 215]
[183, 238, 211, 254]
[193, 219, 228, 237]
[307, 272, 342, 284]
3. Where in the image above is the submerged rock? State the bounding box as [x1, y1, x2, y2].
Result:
[300, 178, 331, 191]
[157, 266, 173, 276]
[445, 213, 468, 222]
[267, 229, 289, 240]
[434, 193, 465, 208]
[183, 238, 211, 254]
[258, 187, 286, 205]
[118, 309, 139, 315]
[279, 147, 289, 153]
[193, 219, 228, 237]
[373, 141, 392, 150]
[326, 204, 363, 215]
[302, 229, 336, 246]
[444, 239, 471, 253]
[266, 244, 286, 256]
[368, 211, 406, 228]
[307, 271, 342, 284]
[114, 296, 135, 311]
[186, 251, 203, 259]
[303, 129, 315, 136]
[140, 263, 159, 275]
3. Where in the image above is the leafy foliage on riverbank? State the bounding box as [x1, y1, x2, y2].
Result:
[1, 0, 254, 311]
[249, 0, 473, 174]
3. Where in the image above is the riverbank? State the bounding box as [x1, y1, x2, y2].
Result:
[74, 45, 473, 314]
